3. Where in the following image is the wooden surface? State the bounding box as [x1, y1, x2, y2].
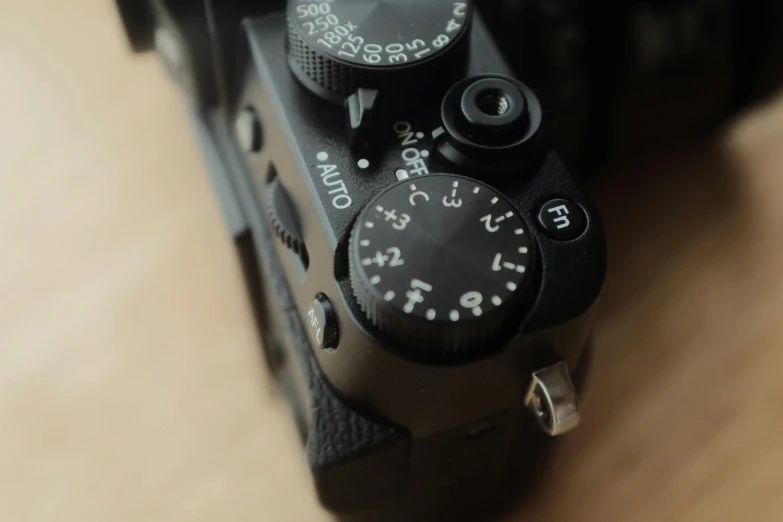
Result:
[2, 2, 783, 521]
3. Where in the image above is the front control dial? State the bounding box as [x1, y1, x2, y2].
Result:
[287, 0, 473, 99]
[349, 175, 533, 356]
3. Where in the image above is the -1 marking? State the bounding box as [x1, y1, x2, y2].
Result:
[492, 254, 524, 273]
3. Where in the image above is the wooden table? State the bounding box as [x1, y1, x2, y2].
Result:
[2, 2, 782, 521]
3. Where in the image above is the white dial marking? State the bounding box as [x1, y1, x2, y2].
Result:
[473, 187, 480, 194]
[426, 309, 436, 320]
[409, 189, 430, 205]
[365, 221, 374, 228]
[515, 228, 524, 235]
[360, 239, 370, 247]
[472, 307, 483, 317]
[371, 251, 390, 266]
[384, 291, 395, 301]
[491, 197, 499, 204]
[317, 151, 328, 161]
[361, 258, 372, 266]
[506, 282, 517, 291]
[516, 266, 526, 273]
[370, 275, 381, 285]
[396, 169, 409, 181]
[519, 247, 528, 254]
[403, 286, 426, 313]
[492, 253, 502, 272]
[491, 296, 502, 306]
[376, 205, 384, 212]
[358, 159, 370, 169]
[450, 310, 460, 322]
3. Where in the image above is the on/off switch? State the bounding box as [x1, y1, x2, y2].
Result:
[307, 294, 340, 350]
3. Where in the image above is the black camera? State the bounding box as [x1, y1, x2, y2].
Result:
[117, 0, 605, 520]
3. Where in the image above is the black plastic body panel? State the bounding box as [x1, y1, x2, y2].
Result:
[234, 12, 605, 440]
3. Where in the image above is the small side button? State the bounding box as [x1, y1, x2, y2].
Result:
[235, 107, 263, 154]
[307, 294, 340, 350]
[538, 198, 587, 241]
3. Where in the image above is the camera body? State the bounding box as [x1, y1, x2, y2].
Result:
[118, 1, 606, 520]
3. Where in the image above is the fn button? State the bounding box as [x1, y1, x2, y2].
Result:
[538, 199, 587, 241]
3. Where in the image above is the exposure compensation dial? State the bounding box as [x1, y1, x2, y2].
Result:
[349, 175, 533, 356]
[287, 0, 473, 99]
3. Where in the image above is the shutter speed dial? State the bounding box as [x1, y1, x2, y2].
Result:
[287, 0, 473, 99]
[349, 175, 533, 356]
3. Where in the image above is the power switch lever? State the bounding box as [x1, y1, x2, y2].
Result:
[347, 88, 380, 151]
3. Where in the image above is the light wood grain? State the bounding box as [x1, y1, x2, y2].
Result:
[1, 2, 782, 521]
